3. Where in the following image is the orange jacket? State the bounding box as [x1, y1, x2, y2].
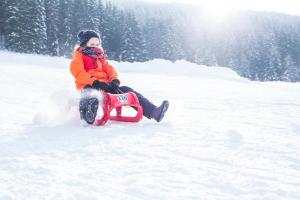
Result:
[70, 49, 119, 90]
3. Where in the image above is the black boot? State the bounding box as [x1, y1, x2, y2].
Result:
[151, 100, 169, 122]
[79, 97, 99, 124]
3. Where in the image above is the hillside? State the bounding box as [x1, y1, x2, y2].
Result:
[0, 51, 300, 199]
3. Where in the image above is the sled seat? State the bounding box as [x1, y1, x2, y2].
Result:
[95, 92, 143, 126]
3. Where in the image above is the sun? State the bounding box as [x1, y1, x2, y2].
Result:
[201, 2, 239, 22]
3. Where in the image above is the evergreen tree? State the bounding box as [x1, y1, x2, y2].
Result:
[4, 0, 24, 52]
[32, 0, 48, 54]
[102, 2, 123, 60]
[70, 0, 85, 48]
[267, 45, 282, 81]
[86, 0, 100, 32]
[120, 12, 148, 62]
[58, 0, 73, 57]
[195, 45, 217, 66]
[76, 0, 100, 31]
[21, 0, 47, 54]
[159, 19, 183, 62]
[45, 0, 60, 56]
[0, 0, 6, 34]
[238, 54, 251, 77]
[0, 0, 7, 48]
[97, 0, 105, 38]
[282, 55, 299, 82]
[143, 18, 161, 60]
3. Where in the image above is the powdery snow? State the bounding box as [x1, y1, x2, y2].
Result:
[0, 51, 300, 200]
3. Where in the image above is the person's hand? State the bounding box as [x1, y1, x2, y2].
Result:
[110, 79, 120, 92]
[92, 80, 111, 92]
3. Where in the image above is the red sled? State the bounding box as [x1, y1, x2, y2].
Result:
[94, 92, 143, 126]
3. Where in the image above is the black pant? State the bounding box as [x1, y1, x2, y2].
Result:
[81, 86, 156, 119]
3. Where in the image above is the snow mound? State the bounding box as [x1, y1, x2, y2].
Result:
[112, 59, 248, 82]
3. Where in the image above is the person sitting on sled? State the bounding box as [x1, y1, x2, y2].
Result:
[70, 30, 169, 124]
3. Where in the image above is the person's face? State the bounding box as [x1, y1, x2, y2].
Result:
[86, 37, 100, 48]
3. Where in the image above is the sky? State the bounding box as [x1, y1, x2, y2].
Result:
[143, 0, 300, 16]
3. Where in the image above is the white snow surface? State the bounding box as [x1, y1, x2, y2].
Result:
[0, 51, 300, 199]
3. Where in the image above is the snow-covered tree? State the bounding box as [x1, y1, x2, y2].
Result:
[102, 2, 124, 59]
[0, 0, 6, 34]
[143, 18, 161, 60]
[159, 19, 184, 62]
[282, 55, 299, 82]
[97, 0, 105, 36]
[120, 12, 148, 62]
[20, 0, 48, 54]
[45, 0, 60, 56]
[4, 0, 21, 51]
[58, 0, 73, 57]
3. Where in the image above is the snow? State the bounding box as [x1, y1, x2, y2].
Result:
[0, 50, 300, 199]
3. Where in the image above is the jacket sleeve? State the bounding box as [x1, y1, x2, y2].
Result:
[102, 59, 119, 82]
[70, 51, 96, 86]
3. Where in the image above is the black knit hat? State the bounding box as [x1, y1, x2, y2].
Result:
[77, 30, 100, 46]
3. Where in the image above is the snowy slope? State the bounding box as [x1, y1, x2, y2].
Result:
[0, 51, 300, 200]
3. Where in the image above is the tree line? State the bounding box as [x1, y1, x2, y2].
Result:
[0, 0, 300, 82]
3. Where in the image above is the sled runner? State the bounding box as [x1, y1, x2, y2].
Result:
[95, 92, 143, 126]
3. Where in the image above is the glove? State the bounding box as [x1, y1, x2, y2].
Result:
[110, 79, 120, 93]
[92, 80, 112, 92]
